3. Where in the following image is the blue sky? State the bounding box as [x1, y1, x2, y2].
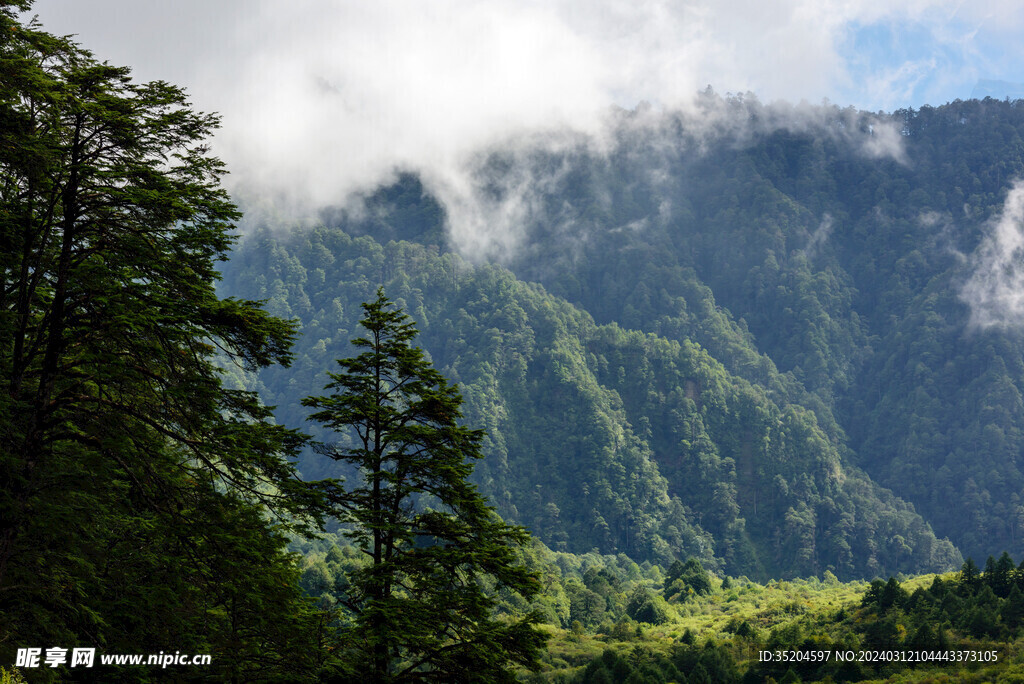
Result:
[839, 9, 1024, 111]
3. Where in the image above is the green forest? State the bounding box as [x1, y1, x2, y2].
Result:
[221, 93, 1024, 579]
[8, 1, 1024, 681]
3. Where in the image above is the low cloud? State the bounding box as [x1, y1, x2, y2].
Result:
[961, 180, 1024, 329]
[803, 215, 835, 259]
[31, 0, 1016, 257]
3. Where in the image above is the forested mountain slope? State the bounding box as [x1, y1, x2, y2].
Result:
[486, 95, 1024, 564]
[220, 226, 957, 580]
[222, 94, 1024, 578]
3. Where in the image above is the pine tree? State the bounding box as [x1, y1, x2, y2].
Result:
[960, 558, 982, 593]
[303, 288, 547, 681]
[990, 551, 1016, 597]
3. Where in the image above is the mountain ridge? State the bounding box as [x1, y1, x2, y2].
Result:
[221, 94, 1024, 578]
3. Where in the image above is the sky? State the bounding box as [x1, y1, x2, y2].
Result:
[31, 1, 1024, 112]
[25, 0, 1024, 225]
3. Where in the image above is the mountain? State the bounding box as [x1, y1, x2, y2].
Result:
[221, 94, 1024, 579]
[476, 95, 1024, 566]
[219, 228, 954, 581]
[972, 80, 1024, 101]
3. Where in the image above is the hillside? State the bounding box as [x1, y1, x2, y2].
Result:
[221, 224, 956, 580]
[222, 95, 1024, 578]
[295, 531, 1024, 683]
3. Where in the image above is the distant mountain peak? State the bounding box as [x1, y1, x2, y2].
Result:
[971, 79, 1024, 100]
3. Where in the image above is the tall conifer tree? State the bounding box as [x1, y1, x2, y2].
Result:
[304, 289, 547, 682]
[0, 5, 329, 678]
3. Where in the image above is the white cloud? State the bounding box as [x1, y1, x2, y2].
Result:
[27, 0, 1022, 256]
[961, 181, 1024, 329]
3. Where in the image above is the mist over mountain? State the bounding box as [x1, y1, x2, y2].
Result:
[218, 93, 1024, 580]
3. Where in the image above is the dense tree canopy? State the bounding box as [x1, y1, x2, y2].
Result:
[219, 93, 1024, 574]
[221, 225, 959, 581]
